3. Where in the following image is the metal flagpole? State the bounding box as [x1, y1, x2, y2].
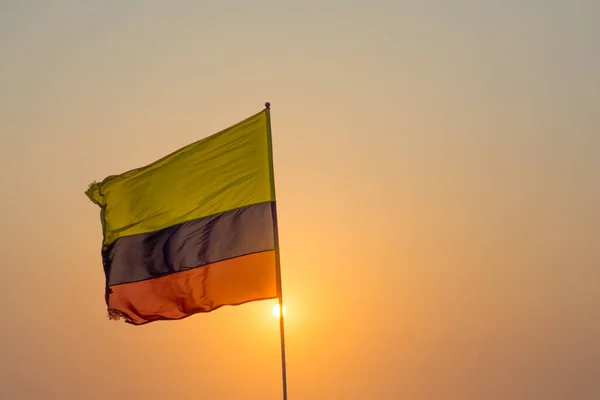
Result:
[264, 101, 288, 400]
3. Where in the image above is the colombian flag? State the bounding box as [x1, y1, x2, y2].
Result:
[85, 107, 278, 325]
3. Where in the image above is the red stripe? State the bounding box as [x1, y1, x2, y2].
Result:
[107, 251, 277, 325]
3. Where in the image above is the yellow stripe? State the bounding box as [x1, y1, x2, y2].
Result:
[86, 110, 273, 245]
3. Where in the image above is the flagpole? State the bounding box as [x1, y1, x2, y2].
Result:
[265, 101, 288, 400]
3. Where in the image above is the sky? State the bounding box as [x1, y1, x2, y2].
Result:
[1, 1, 599, 399]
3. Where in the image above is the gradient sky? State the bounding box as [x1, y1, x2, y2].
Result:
[1, 1, 599, 399]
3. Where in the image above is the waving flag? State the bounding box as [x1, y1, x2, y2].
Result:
[85, 107, 278, 325]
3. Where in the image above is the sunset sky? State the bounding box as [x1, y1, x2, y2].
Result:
[1, 1, 599, 399]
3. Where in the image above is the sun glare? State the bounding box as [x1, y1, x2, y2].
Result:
[272, 304, 287, 318]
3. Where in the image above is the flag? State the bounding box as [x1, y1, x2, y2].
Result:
[85, 108, 278, 325]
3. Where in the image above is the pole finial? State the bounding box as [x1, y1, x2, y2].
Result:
[265, 102, 271, 109]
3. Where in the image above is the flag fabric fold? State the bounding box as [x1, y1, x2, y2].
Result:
[86, 109, 278, 325]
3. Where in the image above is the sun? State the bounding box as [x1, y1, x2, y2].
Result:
[272, 303, 287, 318]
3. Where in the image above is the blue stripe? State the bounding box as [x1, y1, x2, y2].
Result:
[102, 202, 275, 286]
